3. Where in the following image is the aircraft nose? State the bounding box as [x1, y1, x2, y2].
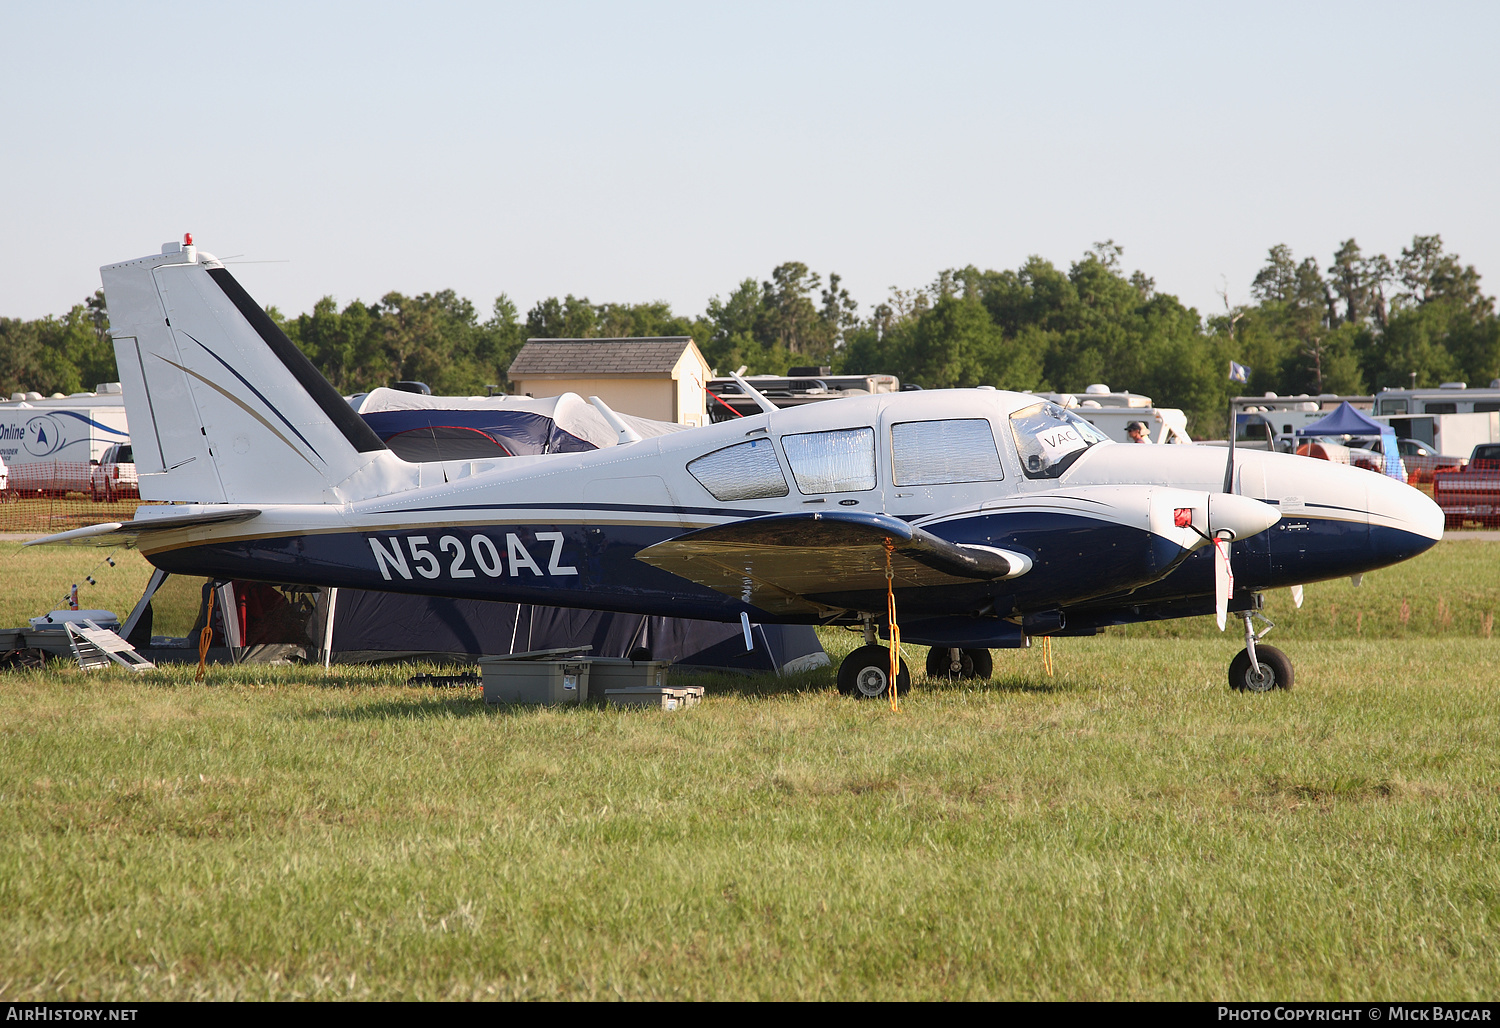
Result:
[1369, 468, 1445, 543]
[1208, 492, 1281, 541]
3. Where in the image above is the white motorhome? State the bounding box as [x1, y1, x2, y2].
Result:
[1378, 411, 1500, 459]
[0, 384, 130, 494]
[1371, 381, 1500, 417]
[1041, 384, 1192, 445]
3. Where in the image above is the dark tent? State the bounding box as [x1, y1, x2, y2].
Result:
[325, 590, 825, 673]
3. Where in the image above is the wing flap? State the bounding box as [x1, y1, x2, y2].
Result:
[636, 510, 1030, 616]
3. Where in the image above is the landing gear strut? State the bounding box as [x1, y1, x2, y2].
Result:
[1229, 610, 1293, 692]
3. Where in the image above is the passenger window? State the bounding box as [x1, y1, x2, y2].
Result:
[891, 420, 1005, 485]
[1424, 402, 1457, 414]
[1376, 399, 1407, 415]
[781, 428, 876, 494]
[687, 438, 789, 501]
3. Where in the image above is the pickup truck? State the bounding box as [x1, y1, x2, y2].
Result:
[1432, 444, 1500, 528]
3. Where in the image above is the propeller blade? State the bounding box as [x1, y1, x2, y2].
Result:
[1214, 536, 1234, 631]
[1290, 584, 1304, 608]
[1223, 408, 1238, 494]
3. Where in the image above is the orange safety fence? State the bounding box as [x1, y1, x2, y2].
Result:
[0, 461, 155, 535]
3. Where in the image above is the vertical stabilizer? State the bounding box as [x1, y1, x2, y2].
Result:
[103, 241, 405, 504]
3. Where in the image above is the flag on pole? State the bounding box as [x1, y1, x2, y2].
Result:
[1229, 360, 1250, 384]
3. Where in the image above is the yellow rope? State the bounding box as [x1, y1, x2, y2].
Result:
[196, 588, 215, 682]
[884, 538, 901, 712]
[1042, 635, 1053, 676]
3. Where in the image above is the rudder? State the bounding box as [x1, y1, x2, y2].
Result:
[103, 240, 403, 504]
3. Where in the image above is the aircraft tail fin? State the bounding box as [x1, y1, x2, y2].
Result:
[102, 241, 406, 504]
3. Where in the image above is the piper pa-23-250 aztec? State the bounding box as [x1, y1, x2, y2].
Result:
[33, 239, 1444, 697]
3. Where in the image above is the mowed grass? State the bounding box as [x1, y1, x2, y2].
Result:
[0, 543, 1497, 1000]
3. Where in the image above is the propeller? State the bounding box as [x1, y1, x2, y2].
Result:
[1215, 408, 1239, 630]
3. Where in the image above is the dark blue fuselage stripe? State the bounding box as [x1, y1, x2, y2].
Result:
[185, 333, 324, 462]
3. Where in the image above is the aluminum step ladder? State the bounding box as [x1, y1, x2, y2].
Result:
[64, 619, 156, 673]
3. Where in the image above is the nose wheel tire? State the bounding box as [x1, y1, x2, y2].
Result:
[1229, 645, 1293, 693]
[838, 644, 911, 700]
[925, 646, 994, 681]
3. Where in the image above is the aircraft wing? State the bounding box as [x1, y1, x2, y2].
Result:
[635, 510, 1031, 616]
[24, 509, 262, 548]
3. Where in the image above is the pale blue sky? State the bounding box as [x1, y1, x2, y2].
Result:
[3, 1, 1497, 328]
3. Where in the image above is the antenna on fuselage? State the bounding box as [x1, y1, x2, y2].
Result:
[729, 366, 779, 415]
[588, 396, 644, 445]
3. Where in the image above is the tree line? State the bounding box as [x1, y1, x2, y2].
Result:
[3, 235, 1495, 435]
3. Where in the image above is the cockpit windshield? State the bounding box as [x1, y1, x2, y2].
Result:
[1009, 401, 1112, 479]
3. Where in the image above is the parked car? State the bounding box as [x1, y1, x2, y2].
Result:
[88, 443, 138, 501]
[1295, 437, 1385, 471]
[1350, 436, 1467, 482]
[1432, 443, 1500, 528]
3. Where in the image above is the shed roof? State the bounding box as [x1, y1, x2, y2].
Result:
[508, 337, 703, 378]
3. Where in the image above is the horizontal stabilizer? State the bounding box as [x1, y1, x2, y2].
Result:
[25, 508, 261, 548]
[636, 510, 1030, 616]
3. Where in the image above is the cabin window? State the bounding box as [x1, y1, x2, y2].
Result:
[1008, 401, 1111, 479]
[781, 427, 877, 493]
[890, 419, 1004, 485]
[687, 438, 789, 501]
[1423, 402, 1458, 414]
[1474, 402, 1500, 413]
[1376, 398, 1408, 415]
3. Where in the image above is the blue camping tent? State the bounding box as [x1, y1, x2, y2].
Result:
[1294, 402, 1405, 481]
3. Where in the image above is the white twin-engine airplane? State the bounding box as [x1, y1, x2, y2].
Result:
[33, 240, 1444, 697]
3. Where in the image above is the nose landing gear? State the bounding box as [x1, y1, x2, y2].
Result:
[1229, 609, 1293, 692]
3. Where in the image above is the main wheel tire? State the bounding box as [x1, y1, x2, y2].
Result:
[1229, 645, 1293, 693]
[924, 646, 994, 681]
[965, 647, 994, 680]
[926, 646, 972, 680]
[838, 644, 910, 700]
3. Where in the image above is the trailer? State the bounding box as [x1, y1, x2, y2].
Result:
[0, 385, 130, 495]
[1378, 411, 1499, 462]
[1041, 385, 1192, 445]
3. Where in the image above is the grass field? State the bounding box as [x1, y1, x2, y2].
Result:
[1, 542, 1497, 1000]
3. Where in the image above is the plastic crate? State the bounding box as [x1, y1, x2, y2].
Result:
[478, 658, 591, 705]
[604, 685, 703, 711]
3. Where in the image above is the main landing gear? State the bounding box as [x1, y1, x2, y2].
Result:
[1229, 609, 1293, 692]
[837, 620, 910, 700]
[924, 646, 993, 681]
[837, 621, 1000, 698]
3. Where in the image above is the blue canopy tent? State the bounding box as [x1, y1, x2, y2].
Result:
[1294, 402, 1406, 481]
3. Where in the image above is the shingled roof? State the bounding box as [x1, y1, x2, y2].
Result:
[508, 337, 702, 378]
